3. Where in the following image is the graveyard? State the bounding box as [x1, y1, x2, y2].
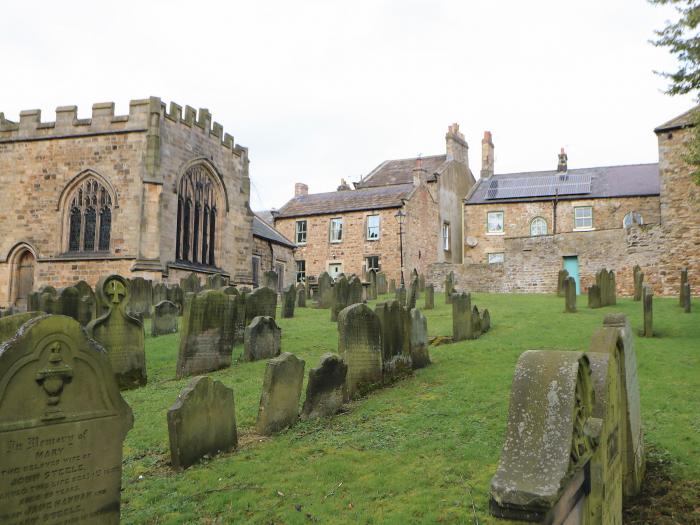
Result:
[99, 291, 700, 524]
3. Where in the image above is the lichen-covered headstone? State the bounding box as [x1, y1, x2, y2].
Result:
[296, 283, 306, 307]
[641, 286, 653, 337]
[375, 300, 411, 379]
[206, 273, 227, 290]
[471, 305, 482, 339]
[633, 265, 643, 301]
[301, 353, 347, 420]
[682, 283, 691, 313]
[452, 292, 472, 341]
[176, 290, 234, 378]
[395, 286, 407, 307]
[256, 352, 305, 435]
[348, 276, 364, 305]
[564, 276, 577, 313]
[0, 311, 42, 343]
[167, 283, 185, 314]
[245, 286, 277, 325]
[317, 272, 333, 308]
[407, 276, 419, 310]
[588, 284, 602, 309]
[243, 316, 281, 362]
[0, 314, 133, 524]
[153, 282, 168, 305]
[680, 267, 688, 306]
[74, 281, 96, 326]
[445, 271, 455, 304]
[128, 277, 153, 319]
[152, 300, 179, 336]
[389, 278, 396, 294]
[57, 286, 81, 322]
[87, 275, 146, 389]
[338, 303, 382, 400]
[263, 270, 279, 291]
[167, 376, 237, 470]
[424, 284, 434, 310]
[367, 270, 378, 300]
[608, 270, 617, 305]
[557, 269, 569, 297]
[281, 285, 296, 318]
[331, 275, 350, 322]
[409, 308, 430, 369]
[481, 308, 491, 332]
[180, 273, 202, 294]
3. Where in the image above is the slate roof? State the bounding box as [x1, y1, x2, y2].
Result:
[275, 184, 413, 219]
[465, 163, 660, 205]
[655, 105, 699, 132]
[252, 214, 295, 248]
[355, 154, 446, 188]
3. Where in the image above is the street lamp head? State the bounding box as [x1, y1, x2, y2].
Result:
[394, 209, 406, 225]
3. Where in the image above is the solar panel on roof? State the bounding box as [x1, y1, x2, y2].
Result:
[485, 174, 591, 200]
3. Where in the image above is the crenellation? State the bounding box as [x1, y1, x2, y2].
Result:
[19, 109, 41, 132]
[183, 105, 196, 126]
[212, 122, 223, 139]
[55, 106, 78, 128]
[166, 101, 182, 122]
[223, 133, 234, 149]
[195, 108, 211, 133]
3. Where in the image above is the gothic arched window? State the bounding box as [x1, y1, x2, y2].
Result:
[67, 178, 113, 252]
[176, 165, 220, 266]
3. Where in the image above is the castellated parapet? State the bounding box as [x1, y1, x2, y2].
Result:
[0, 97, 248, 158]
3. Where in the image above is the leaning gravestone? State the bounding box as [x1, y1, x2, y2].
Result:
[445, 271, 455, 304]
[128, 277, 153, 319]
[296, 283, 306, 307]
[424, 284, 434, 310]
[281, 284, 296, 318]
[588, 284, 602, 309]
[410, 308, 430, 369]
[557, 268, 569, 297]
[452, 292, 472, 341]
[301, 353, 348, 420]
[317, 272, 333, 308]
[680, 267, 688, 306]
[263, 270, 279, 291]
[338, 303, 383, 400]
[256, 352, 305, 435]
[176, 290, 234, 378]
[167, 376, 237, 470]
[245, 286, 277, 325]
[152, 300, 179, 336]
[564, 276, 577, 313]
[0, 311, 42, 343]
[243, 316, 281, 362]
[633, 265, 643, 301]
[87, 275, 147, 389]
[0, 314, 133, 524]
[641, 286, 653, 337]
[683, 283, 691, 313]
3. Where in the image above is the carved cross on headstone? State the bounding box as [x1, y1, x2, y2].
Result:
[35, 341, 74, 420]
[105, 279, 126, 304]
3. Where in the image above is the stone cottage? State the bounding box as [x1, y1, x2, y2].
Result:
[251, 213, 296, 291]
[0, 97, 254, 308]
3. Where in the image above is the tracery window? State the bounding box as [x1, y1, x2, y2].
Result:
[176, 165, 219, 266]
[67, 178, 113, 252]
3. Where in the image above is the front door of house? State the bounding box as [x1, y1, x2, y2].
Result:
[14, 251, 35, 309]
[563, 256, 580, 294]
[329, 263, 343, 278]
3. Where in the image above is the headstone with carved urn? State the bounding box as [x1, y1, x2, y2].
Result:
[0, 314, 133, 524]
[87, 275, 147, 389]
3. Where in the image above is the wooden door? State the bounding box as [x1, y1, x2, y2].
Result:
[14, 251, 35, 309]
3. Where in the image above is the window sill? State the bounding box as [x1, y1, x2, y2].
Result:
[486, 232, 505, 236]
[329, 241, 343, 244]
[53, 251, 127, 261]
[573, 227, 595, 232]
[168, 261, 229, 276]
[366, 238, 380, 242]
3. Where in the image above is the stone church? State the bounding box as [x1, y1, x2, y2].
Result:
[0, 97, 254, 308]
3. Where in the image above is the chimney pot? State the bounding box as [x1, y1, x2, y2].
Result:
[480, 130, 495, 179]
[294, 183, 308, 197]
[557, 148, 568, 172]
[445, 122, 469, 164]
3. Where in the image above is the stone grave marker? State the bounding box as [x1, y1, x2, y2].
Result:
[395, 286, 407, 307]
[168, 284, 185, 313]
[367, 270, 378, 300]
[419, 273, 426, 293]
[424, 284, 434, 310]
[331, 275, 350, 322]
[301, 353, 347, 420]
[389, 278, 396, 294]
[245, 286, 277, 325]
[633, 265, 643, 301]
[222, 285, 239, 296]
[128, 277, 153, 319]
[557, 269, 569, 297]
[180, 273, 202, 294]
[37, 286, 61, 315]
[296, 283, 306, 307]
[680, 267, 688, 306]
[682, 283, 691, 313]
[243, 316, 281, 362]
[206, 273, 227, 290]
[167, 376, 237, 470]
[445, 271, 455, 304]
[407, 276, 419, 310]
[452, 292, 472, 341]
[256, 352, 305, 435]
[317, 272, 333, 308]
[263, 270, 278, 291]
[608, 270, 617, 305]
[176, 290, 234, 378]
[57, 286, 81, 322]
[153, 282, 168, 304]
[409, 308, 430, 369]
[348, 276, 364, 306]
[588, 284, 602, 309]
[74, 281, 96, 325]
[641, 286, 653, 337]
[564, 276, 577, 313]
[87, 275, 147, 389]
[481, 308, 491, 332]
[376, 272, 388, 295]
[0, 311, 42, 343]
[0, 314, 133, 524]
[152, 300, 179, 336]
[471, 306, 482, 339]
[375, 300, 412, 379]
[338, 303, 382, 400]
[281, 284, 296, 318]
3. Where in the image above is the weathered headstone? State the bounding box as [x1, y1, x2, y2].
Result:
[243, 316, 281, 362]
[281, 284, 296, 318]
[245, 286, 277, 325]
[256, 352, 305, 435]
[331, 275, 350, 322]
[74, 280, 96, 325]
[680, 267, 688, 306]
[153, 282, 168, 304]
[424, 284, 435, 310]
[556, 269, 569, 297]
[180, 273, 202, 294]
[0, 314, 133, 524]
[419, 273, 426, 293]
[481, 308, 491, 332]
[471, 305, 482, 339]
[641, 286, 653, 337]
[128, 277, 153, 319]
[296, 283, 306, 307]
[389, 278, 397, 294]
[87, 275, 147, 389]
[167, 376, 237, 470]
[317, 272, 333, 308]
[168, 283, 185, 314]
[338, 303, 383, 400]
[301, 353, 347, 420]
[395, 286, 407, 307]
[348, 276, 364, 306]
[409, 308, 430, 369]
[564, 276, 577, 313]
[206, 273, 227, 290]
[407, 276, 419, 310]
[452, 292, 472, 341]
[375, 300, 412, 379]
[263, 270, 278, 291]
[377, 272, 388, 295]
[0, 311, 42, 343]
[682, 283, 691, 313]
[152, 300, 179, 336]
[588, 284, 602, 309]
[633, 265, 643, 301]
[58, 286, 81, 322]
[367, 270, 378, 300]
[176, 290, 234, 378]
[445, 271, 455, 304]
[608, 270, 617, 305]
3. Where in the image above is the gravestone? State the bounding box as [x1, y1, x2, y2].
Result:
[245, 286, 277, 325]
[167, 376, 237, 470]
[128, 277, 153, 319]
[471, 306, 482, 339]
[564, 276, 577, 313]
[389, 278, 397, 294]
[256, 352, 305, 435]
[0, 311, 42, 343]
[348, 276, 364, 306]
[87, 275, 147, 389]
[243, 316, 281, 362]
[74, 280, 96, 325]
[206, 273, 227, 290]
[377, 272, 388, 295]
[641, 286, 653, 337]
[58, 286, 81, 322]
[481, 308, 491, 332]
[588, 284, 602, 309]
[633, 265, 643, 301]
[281, 285, 296, 318]
[168, 284, 185, 313]
[176, 290, 234, 378]
[680, 267, 688, 306]
[367, 270, 378, 300]
[229, 291, 247, 344]
[407, 276, 419, 310]
[263, 270, 278, 291]
[452, 292, 472, 341]
[0, 314, 133, 524]
[409, 308, 430, 369]
[296, 283, 306, 307]
[608, 270, 617, 305]
[419, 273, 426, 293]
[152, 300, 179, 336]
[317, 272, 333, 308]
[301, 353, 347, 420]
[153, 282, 168, 305]
[37, 286, 61, 315]
[180, 273, 202, 294]
[424, 284, 435, 310]
[330, 275, 349, 322]
[395, 286, 407, 307]
[375, 300, 412, 379]
[445, 271, 455, 304]
[557, 269, 569, 297]
[338, 303, 382, 400]
[682, 283, 691, 313]
[222, 285, 238, 296]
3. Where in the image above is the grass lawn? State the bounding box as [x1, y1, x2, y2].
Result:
[120, 292, 700, 524]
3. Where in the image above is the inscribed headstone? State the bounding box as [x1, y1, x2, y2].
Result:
[375, 300, 412, 378]
[243, 316, 281, 362]
[263, 270, 278, 291]
[452, 292, 472, 341]
[338, 303, 382, 400]
[256, 352, 305, 435]
[301, 353, 347, 420]
[281, 284, 296, 318]
[296, 283, 306, 307]
[424, 284, 435, 310]
[152, 300, 179, 336]
[317, 272, 333, 308]
[128, 277, 153, 319]
[245, 286, 277, 325]
[180, 273, 202, 294]
[564, 276, 577, 313]
[410, 308, 430, 369]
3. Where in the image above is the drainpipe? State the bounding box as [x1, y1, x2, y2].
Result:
[553, 190, 558, 235]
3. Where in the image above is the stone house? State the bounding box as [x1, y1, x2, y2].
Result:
[273, 124, 475, 284]
[0, 97, 254, 308]
[251, 213, 295, 291]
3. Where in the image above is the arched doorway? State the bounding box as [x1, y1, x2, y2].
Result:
[12, 250, 35, 309]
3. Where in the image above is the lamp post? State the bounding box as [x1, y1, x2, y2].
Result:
[395, 209, 406, 288]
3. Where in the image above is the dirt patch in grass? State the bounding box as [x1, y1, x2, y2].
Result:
[623, 453, 700, 524]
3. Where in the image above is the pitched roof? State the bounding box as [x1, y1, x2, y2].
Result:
[465, 163, 659, 205]
[655, 105, 699, 132]
[276, 184, 413, 219]
[252, 214, 295, 247]
[355, 154, 446, 188]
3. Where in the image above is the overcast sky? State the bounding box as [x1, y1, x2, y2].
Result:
[2, 1, 696, 211]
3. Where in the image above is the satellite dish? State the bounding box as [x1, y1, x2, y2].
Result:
[466, 236, 478, 248]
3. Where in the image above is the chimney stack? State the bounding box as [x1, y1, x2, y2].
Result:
[412, 156, 427, 186]
[295, 183, 308, 197]
[337, 178, 351, 191]
[480, 131, 494, 179]
[445, 123, 469, 165]
[557, 148, 568, 172]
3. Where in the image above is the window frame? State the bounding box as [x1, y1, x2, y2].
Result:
[488, 252, 505, 264]
[574, 206, 594, 231]
[66, 176, 114, 254]
[623, 211, 643, 229]
[296, 260, 306, 283]
[442, 222, 451, 251]
[366, 214, 381, 241]
[252, 255, 261, 288]
[486, 211, 505, 235]
[295, 220, 307, 245]
[329, 217, 343, 243]
[365, 255, 380, 272]
[530, 216, 548, 236]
